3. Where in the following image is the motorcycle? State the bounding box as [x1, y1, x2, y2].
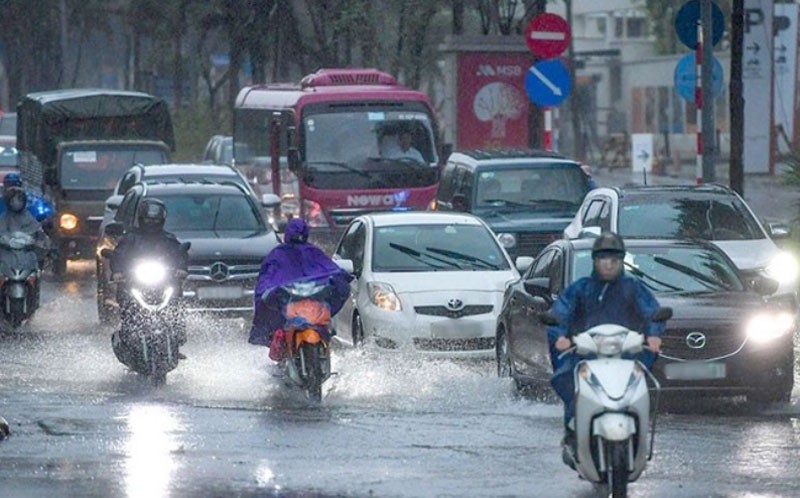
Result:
[541, 307, 672, 498]
[270, 279, 336, 402]
[0, 231, 44, 330]
[103, 244, 189, 385]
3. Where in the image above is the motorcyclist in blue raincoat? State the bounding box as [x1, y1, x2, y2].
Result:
[249, 218, 352, 360]
[547, 232, 664, 444]
[0, 172, 54, 224]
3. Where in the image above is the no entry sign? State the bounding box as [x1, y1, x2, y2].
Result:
[525, 13, 571, 59]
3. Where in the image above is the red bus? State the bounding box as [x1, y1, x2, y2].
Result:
[233, 68, 441, 245]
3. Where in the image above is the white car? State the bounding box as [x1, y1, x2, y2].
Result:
[332, 212, 526, 358]
[563, 184, 799, 295]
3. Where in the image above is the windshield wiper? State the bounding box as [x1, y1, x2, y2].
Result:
[481, 198, 530, 209]
[389, 242, 460, 270]
[424, 246, 501, 270]
[624, 262, 682, 292]
[306, 161, 370, 178]
[652, 256, 733, 291]
[528, 199, 578, 208]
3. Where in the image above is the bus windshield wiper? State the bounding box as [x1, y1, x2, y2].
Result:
[306, 161, 371, 178]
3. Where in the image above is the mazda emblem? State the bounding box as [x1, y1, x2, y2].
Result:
[210, 262, 230, 281]
[685, 332, 707, 349]
[446, 298, 465, 311]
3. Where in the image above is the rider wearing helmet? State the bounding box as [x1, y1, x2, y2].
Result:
[1, 172, 55, 223]
[249, 218, 352, 360]
[546, 232, 664, 450]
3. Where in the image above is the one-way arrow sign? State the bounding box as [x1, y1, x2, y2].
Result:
[524, 59, 572, 107]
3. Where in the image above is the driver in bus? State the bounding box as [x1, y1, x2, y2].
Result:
[380, 124, 424, 163]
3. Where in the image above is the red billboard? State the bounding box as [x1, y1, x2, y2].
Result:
[456, 52, 533, 149]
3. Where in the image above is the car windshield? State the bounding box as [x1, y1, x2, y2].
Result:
[474, 164, 588, 211]
[159, 193, 266, 234]
[571, 246, 745, 294]
[618, 194, 765, 240]
[61, 146, 168, 190]
[144, 173, 248, 192]
[372, 223, 509, 272]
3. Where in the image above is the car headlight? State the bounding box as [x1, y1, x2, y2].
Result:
[133, 261, 168, 285]
[764, 251, 799, 285]
[302, 199, 328, 228]
[497, 232, 517, 249]
[746, 311, 795, 343]
[367, 282, 402, 311]
[59, 213, 79, 231]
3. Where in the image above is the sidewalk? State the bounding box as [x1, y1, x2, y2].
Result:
[589, 161, 800, 225]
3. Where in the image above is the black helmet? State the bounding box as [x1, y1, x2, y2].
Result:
[592, 231, 626, 259]
[4, 186, 26, 213]
[137, 198, 167, 233]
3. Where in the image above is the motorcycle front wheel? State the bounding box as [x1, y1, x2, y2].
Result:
[607, 440, 629, 498]
[299, 343, 324, 403]
[8, 297, 25, 329]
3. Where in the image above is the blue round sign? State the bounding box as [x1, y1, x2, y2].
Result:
[673, 52, 725, 102]
[524, 59, 572, 107]
[674, 0, 725, 48]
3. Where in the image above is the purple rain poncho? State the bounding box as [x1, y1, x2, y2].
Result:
[248, 220, 352, 346]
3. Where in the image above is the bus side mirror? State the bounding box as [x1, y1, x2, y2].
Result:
[287, 148, 300, 172]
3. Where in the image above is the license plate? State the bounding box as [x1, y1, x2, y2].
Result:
[196, 286, 244, 300]
[664, 361, 726, 380]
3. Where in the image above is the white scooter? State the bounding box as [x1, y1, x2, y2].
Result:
[542, 307, 672, 498]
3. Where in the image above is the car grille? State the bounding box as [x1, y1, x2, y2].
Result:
[413, 337, 495, 351]
[661, 326, 746, 361]
[187, 259, 261, 282]
[516, 232, 561, 257]
[414, 305, 493, 319]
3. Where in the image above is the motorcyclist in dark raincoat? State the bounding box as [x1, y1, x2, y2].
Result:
[547, 232, 664, 443]
[248, 218, 352, 360]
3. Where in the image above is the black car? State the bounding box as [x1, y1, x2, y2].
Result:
[96, 181, 280, 322]
[437, 149, 591, 259]
[496, 238, 796, 403]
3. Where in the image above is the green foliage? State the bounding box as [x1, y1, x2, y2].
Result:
[170, 105, 232, 162]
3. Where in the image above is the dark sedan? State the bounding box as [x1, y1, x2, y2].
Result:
[496, 238, 796, 403]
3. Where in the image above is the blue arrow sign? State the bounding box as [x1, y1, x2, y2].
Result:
[674, 52, 725, 102]
[524, 59, 572, 107]
[675, 0, 725, 49]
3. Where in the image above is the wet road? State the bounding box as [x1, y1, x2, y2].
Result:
[1, 262, 799, 497]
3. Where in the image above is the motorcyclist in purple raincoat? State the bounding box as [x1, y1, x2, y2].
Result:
[248, 218, 352, 359]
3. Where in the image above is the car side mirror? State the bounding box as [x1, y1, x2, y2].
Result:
[538, 310, 560, 326]
[106, 195, 123, 211]
[261, 193, 281, 208]
[751, 275, 780, 296]
[451, 193, 470, 212]
[105, 222, 124, 237]
[334, 258, 354, 274]
[100, 248, 114, 259]
[766, 222, 791, 240]
[515, 256, 534, 273]
[523, 277, 551, 298]
[650, 306, 673, 322]
[578, 226, 602, 238]
[180, 241, 191, 253]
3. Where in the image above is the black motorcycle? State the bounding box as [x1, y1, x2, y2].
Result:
[0, 231, 44, 330]
[102, 244, 190, 385]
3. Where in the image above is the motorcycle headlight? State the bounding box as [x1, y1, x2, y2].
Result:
[764, 251, 799, 285]
[746, 311, 795, 343]
[496, 233, 517, 249]
[594, 333, 626, 356]
[133, 261, 167, 285]
[302, 200, 329, 228]
[367, 282, 402, 311]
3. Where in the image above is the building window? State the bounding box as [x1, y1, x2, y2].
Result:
[626, 17, 648, 38]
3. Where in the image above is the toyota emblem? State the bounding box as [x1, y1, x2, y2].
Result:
[446, 298, 465, 311]
[685, 332, 707, 349]
[210, 262, 230, 281]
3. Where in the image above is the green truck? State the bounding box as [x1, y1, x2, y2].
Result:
[16, 89, 174, 274]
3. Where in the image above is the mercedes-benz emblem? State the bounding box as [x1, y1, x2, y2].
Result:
[446, 298, 465, 311]
[685, 332, 707, 349]
[210, 262, 229, 281]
